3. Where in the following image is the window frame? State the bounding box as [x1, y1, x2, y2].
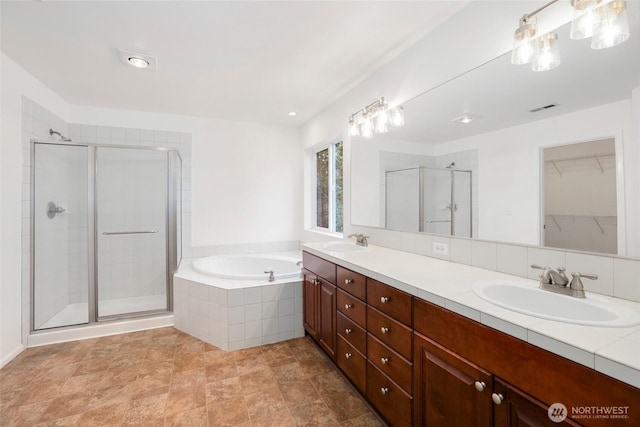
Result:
[312, 139, 343, 235]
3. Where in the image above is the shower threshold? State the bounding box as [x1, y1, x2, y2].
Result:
[39, 294, 167, 329]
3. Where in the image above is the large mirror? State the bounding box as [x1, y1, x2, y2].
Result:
[351, 3, 640, 258]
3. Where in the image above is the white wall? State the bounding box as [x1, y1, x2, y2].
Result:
[1, 53, 70, 366]
[70, 107, 301, 249]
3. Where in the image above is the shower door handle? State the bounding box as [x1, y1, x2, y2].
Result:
[102, 230, 159, 235]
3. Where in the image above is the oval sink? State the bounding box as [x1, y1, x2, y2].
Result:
[473, 280, 640, 327]
[323, 241, 367, 252]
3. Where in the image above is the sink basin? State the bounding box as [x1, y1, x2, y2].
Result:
[323, 241, 367, 252]
[473, 280, 640, 327]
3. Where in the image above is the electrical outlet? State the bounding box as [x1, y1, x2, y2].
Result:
[433, 242, 448, 256]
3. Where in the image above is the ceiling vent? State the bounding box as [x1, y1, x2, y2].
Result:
[530, 103, 559, 113]
[117, 49, 157, 71]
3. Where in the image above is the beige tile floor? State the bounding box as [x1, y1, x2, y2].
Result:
[0, 327, 385, 426]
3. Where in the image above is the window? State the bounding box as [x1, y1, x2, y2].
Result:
[315, 141, 343, 233]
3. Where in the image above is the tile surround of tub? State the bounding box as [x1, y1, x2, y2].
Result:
[21, 97, 193, 344]
[349, 224, 640, 303]
[174, 277, 304, 351]
[191, 240, 300, 259]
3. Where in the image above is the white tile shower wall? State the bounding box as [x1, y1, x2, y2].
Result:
[191, 240, 300, 258]
[22, 98, 192, 340]
[173, 277, 304, 351]
[348, 224, 640, 303]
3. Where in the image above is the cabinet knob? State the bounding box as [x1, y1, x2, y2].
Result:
[380, 327, 389, 334]
[313, 279, 320, 285]
[492, 393, 504, 405]
[345, 328, 352, 334]
[380, 296, 389, 303]
[345, 353, 352, 359]
[344, 304, 353, 310]
[381, 387, 389, 395]
[474, 381, 486, 392]
[344, 279, 353, 285]
[381, 357, 389, 365]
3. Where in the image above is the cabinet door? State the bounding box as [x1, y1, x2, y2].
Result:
[414, 332, 493, 427]
[302, 269, 318, 339]
[318, 280, 337, 360]
[494, 379, 582, 427]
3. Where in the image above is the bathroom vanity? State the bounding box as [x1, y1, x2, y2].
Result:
[301, 245, 640, 427]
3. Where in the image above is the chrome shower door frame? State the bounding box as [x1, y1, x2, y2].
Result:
[30, 140, 181, 331]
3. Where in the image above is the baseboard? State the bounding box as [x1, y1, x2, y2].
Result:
[0, 344, 25, 369]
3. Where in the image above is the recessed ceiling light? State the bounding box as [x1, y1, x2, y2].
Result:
[452, 114, 479, 124]
[128, 56, 150, 68]
[288, 111, 297, 116]
[117, 48, 157, 71]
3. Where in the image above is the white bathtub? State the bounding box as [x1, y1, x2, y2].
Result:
[192, 254, 301, 281]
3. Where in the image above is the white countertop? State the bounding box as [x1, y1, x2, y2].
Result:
[302, 241, 640, 389]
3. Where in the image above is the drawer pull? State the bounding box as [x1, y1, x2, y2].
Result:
[345, 353, 352, 359]
[380, 296, 389, 303]
[345, 328, 352, 334]
[344, 304, 353, 310]
[380, 327, 389, 334]
[492, 393, 504, 405]
[381, 357, 389, 365]
[344, 279, 353, 285]
[474, 381, 486, 392]
[381, 387, 389, 395]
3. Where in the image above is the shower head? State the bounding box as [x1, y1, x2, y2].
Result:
[446, 162, 455, 169]
[49, 128, 72, 142]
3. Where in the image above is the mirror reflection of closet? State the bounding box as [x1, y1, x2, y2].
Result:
[542, 139, 618, 254]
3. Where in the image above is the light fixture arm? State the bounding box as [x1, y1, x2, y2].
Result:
[521, 0, 560, 23]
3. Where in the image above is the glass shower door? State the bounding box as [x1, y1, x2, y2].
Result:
[33, 143, 90, 329]
[96, 147, 168, 319]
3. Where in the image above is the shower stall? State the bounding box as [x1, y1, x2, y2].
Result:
[385, 166, 472, 237]
[31, 141, 181, 330]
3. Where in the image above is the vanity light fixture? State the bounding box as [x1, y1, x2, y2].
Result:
[348, 97, 405, 139]
[511, 0, 630, 72]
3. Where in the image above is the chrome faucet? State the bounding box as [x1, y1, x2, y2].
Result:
[530, 265, 597, 298]
[348, 233, 369, 247]
[264, 270, 275, 282]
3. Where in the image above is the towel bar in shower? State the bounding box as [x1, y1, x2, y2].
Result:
[102, 230, 159, 235]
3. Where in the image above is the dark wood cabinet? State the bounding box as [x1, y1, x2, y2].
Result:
[302, 269, 318, 339]
[318, 279, 336, 359]
[414, 332, 493, 427]
[302, 251, 640, 427]
[302, 253, 337, 361]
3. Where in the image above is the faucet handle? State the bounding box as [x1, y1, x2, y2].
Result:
[569, 272, 597, 297]
[530, 264, 552, 284]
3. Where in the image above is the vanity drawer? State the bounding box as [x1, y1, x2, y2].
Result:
[337, 335, 366, 394]
[303, 251, 336, 284]
[367, 306, 413, 361]
[337, 311, 366, 355]
[367, 361, 412, 427]
[367, 278, 412, 326]
[368, 333, 412, 395]
[337, 289, 366, 327]
[337, 266, 366, 301]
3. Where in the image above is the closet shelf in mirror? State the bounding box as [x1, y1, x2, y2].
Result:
[546, 215, 616, 234]
[545, 153, 615, 176]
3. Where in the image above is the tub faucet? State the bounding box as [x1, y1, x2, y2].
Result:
[348, 233, 369, 247]
[264, 270, 275, 282]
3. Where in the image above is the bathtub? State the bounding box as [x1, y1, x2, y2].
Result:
[174, 251, 305, 351]
[192, 254, 301, 281]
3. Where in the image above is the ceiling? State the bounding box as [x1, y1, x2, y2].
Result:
[381, 1, 640, 144]
[0, 0, 467, 127]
